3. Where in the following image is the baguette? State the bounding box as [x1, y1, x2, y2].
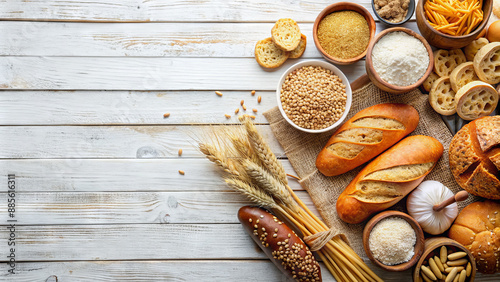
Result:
[316, 103, 419, 176]
[238, 206, 322, 282]
[336, 135, 444, 224]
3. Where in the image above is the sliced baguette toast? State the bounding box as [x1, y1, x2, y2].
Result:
[271, 18, 301, 51]
[255, 37, 289, 68]
[289, 34, 307, 59]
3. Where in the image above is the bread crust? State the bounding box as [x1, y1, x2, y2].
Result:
[448, 200, 500, 274]
[449, 116, 500, 199]
[289, 34, 307, 59]
[271, 18, 301, 52]
[238, 206, 322, 281]
[254, 37, 289, 69]
[316, 103, 419, 176]
[336, 135, 444, 224]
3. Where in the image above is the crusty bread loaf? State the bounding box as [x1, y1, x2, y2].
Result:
[448, 200, 500, 274]
[316, 103, 419, 177]
[428, 76, 457, 115]
[255, 37, 289, 68]
[454, 81, 498, 120]
[336, 135, 444, 224]
[434, 49, 467, 77]
[271, 18, 301, 51]
[473, 42, 500, 84]
[238, 206, 322, 282]
[289, 34, 307, 59]
[449, 116, 500, 199]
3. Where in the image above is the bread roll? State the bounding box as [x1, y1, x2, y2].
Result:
[255, 37, 289, 68]
[271, 18, 301, 51]
[316, 103, 419, 176]
[448, 200, 500, 274]
[336, 135, 444, 224]
[449, 116, 500, 199]
[238, 206, 322, 281]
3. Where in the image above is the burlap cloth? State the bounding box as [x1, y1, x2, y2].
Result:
[263, 78, 478, 257]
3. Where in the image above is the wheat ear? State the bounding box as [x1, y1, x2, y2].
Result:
[199, 143, 239, 176]
[241, 118, 288, 185]
[224, 178, 278, 209]
[242, 159, 297, 211]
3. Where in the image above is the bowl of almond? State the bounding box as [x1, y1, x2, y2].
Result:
[276, 60, 352, 133]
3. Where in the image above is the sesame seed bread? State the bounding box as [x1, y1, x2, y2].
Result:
[428, 76, 457, 116]
[449, 62, 479, 93]
[454, 81, 498, 120]
[254, 37, 289, 69]
[434, 49, 467, 77]
[271, 18, 301, 51]
[473, 42, 500, 84]
[448, 200, 500, 274]
[449, 116, 500, 199]
[289, 34, 307, 59]
[238, 206, 322, 282]
[336, 135, 443, 224]
[316, 103, 419, 177]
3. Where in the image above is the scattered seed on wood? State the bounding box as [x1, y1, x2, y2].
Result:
[258, 96, 262, 103]
[215, 91, 223, 97]
[252, 108, 258, 113]
[178, 149, 183, 156]
[242, 104, 247, 111]
[251, 90, 256, 96]
[225, 114, 231, 119]
[235, 108, 240, 114]
[163, 113, 170, 118]
[240, 100, 244, 106]
[178, 170, 185, 175]
[250, 115, 256, 119]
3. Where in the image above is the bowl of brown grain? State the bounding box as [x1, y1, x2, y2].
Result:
[276, 60, 352, 133]
[313, 2, 376, 65]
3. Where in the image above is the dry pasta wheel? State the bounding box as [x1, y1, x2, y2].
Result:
[455, 81, 499, 120]
[423, 72, 439, 92]
[464, 38, 489, 61]
[434, 49, 466, 77]
[473, 42, 500, 84]
[450, 62, 479, 93]
[429, 76, 457, 116]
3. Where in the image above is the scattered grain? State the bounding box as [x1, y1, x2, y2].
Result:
[242, 104, 247, 111]
[235, 108, 240, 114]
[253, 108, 258, 113]
[163, 113, 170, 118]
[251, 90, 256, 96]
[215, 91, 223, 96]
[240, 100, 244, 106]
[178, 170, 185, 175]
[250, 115, 256, 119]
[225, 114, 231, 119]
[178, 149, 183, 156]
[258, 96, 262, 103]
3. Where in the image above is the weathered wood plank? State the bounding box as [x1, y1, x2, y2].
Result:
[0, 0, 386, 22]
[0, 125, 286, 158]
[0, 90, 275, 125]
[0, 191, 318, 224]
[0, 21, 419, 57]
[0, 57, 365, 90]
[0, 159, 303, 192]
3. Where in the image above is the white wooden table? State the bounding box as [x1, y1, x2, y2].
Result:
[1, 1, 499, 281]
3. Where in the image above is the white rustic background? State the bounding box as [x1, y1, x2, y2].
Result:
[0, 0, 499, 281]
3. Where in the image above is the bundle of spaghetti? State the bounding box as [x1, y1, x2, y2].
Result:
[424, 0, 484, 36]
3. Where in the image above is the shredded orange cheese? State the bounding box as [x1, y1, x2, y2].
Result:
[424, 0, 484, 36]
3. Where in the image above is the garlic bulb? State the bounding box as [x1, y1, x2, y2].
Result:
[406, 180, 458, 235]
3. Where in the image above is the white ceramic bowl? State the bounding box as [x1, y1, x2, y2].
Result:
[276, 60, 352, 133]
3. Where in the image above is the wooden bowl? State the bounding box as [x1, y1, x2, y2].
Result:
[416, 0, 493, 49]
[365, 27, 434, 94]
[413, 237, 477, 282]
[372, 0, 415, 26]
[313, 2, 376, 65]
[363, 211, 425, 272]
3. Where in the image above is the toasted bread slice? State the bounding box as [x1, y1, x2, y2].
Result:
[289, 34, 307, 59]
[271, 18, 301, 51]
[255, 37, 289, 68]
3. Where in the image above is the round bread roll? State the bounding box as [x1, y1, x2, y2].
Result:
[428, 76, 457, 115]
[449, 116, 500, 199]
[464, 38, 489, 61]
[271, 18, 301, 51]
[450, 62, 479, 93]
[422, 72, 439, 92]
[455, 81, 498, 120]
[473, 42, 500, 84]
[448, 200, 500, 274]
[434, 49, 467, 77]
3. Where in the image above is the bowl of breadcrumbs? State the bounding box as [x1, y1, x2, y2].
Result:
[276, 60, 352, 133]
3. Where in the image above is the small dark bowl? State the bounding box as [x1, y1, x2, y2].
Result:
[372, 0, 415, 26]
